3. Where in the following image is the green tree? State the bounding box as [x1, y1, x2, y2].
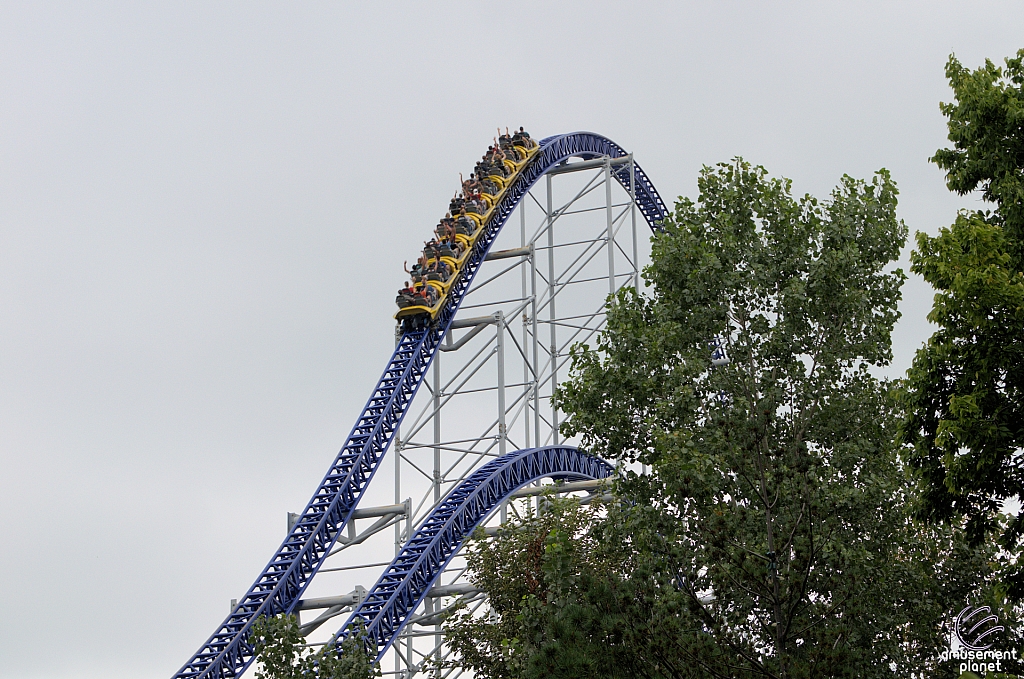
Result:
[900, 49, 1024, 594]
[560, 159, 951, 679]
[443, 497, 641, 679]
[447, 160, 989, 679]
[250, 614, 380, 679]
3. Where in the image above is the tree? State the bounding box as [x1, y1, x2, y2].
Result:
[559, 159, 955, 679]
[443, 497, 642, 679]
[250, 614, 380, 679]
[900, 49, 1024, 595]
[447, 160, 991, 679]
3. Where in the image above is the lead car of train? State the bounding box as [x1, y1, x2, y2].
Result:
[395, 129, 538, 331]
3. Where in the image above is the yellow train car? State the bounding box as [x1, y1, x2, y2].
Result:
[395, 142, 538, 326]
[395, 296, 445, 323]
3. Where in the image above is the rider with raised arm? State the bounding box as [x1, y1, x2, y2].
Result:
[435, 220, 454, 241]
[449, 192, 465, 215]
[448, 234, 466, 258]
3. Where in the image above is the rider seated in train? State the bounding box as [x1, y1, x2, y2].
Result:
[449, 232, 465, 253]
[408, 280, 435, 306]
[448, 234, 466, 255]
[425, 285, 440, 307]
[480, 177, 500, 195]
[436, 259, 454, 281]
[512, 126, 535, 148]
[404, 257, 427, 284]
[464, 170, 496, 195]
[461, 173, 482, 196]
[396, 281, 419, 308]
[497, 131, 522, 160]
[449, 193, 465, 214]
[483, 159, 507, 179]
[436, 239, 457, 260]
[490, 143, 506, 163]
[478, 153, 508, 179]
[425, 240, 457, 267]
[435, 220, 455, 241]
[455, 211, 475, 235]
[423, 239, 442, 261]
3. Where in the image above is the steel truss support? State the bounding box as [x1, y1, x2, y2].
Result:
[172, 133, 666, 679]
[380, 154, 652, 679]
[340, 447, 613, 666]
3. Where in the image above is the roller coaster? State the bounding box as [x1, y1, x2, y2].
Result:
[172, 131, 668, 679]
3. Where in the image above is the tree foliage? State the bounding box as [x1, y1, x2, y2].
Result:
[561, 160, 944, 678]
[250, 614, 380, 679]
[446, 160, 992, 679]
[443, 497, 643, 679]
[900, 49, 1024, 592]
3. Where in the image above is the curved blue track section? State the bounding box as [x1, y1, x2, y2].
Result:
[335, 446, 613, 658]
[173, 132, 668, 679]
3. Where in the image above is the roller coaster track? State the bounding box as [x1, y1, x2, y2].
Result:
[337, 446, 613, 658]
[172, 132, 668, 679]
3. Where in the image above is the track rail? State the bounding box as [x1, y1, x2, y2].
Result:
[173, 132, 667, 679]
[335, 446, 613, 658]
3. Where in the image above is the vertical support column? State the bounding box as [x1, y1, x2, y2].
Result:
[394, 327, 403, 555]
[605, 156, 616, 298]
[392, 327, 406, 679]
[630, 156, 640, 291]
[405, 499, 414, 679]
[432, 355, 441, 505]
[531, 221, 541, 450]
[629, 157, 647, 478]
[432, 596, 441, 679]
[520, 203, 530, 451]
[496, 311, 507, 458]
[394, 438, 403, 554]
[405, 629, 413, 679]
[546, 173, 558, 446]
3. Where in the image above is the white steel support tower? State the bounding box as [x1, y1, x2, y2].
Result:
[285, 155, 650, 679]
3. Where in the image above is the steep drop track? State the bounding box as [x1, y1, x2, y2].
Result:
[173, 132, 668, 679]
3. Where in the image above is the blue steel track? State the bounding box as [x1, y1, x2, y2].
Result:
[172, 132, 668, 679]
[335, 446, 613, 659]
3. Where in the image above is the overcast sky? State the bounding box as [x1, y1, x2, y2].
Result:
[2, 2, 1023, 677]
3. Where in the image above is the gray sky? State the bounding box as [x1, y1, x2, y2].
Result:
[1, 2, 1022, 677]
